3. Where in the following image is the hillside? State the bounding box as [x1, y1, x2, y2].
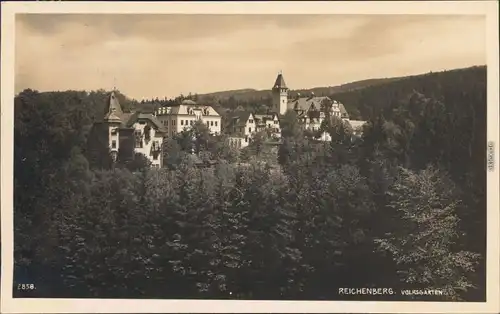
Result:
[332, 65, 486, 120]
[196, 77, 398, 104]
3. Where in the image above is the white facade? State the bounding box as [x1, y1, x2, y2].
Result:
[131, 120, 164, 168]
[107, 122, 121, 158]
[228, 136, 250, 149]
[154, 100, 222, 137]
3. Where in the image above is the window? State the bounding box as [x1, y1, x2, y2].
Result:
[153, 154, 158, 160]
[215, 121, 218, 126]
[249, 119, 254, 124]
[111, 140, 116, 149]
[190, 120, 193, 126]
[274, 120, 278, 124]
[181, 120, 184, 126]
[248, 127, 252, 133]
[211, 121, 214, 126]
[165, 120, 168, 126]
[135, 131, 143, 148]
[206, 121, 210, 127]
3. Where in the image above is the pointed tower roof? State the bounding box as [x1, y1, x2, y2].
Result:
[104, 91, 123, 123]
[272, 72, 288, 90]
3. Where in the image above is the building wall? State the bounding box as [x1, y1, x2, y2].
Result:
[228, 136, 250, 149]
[156, 110, 222, 136]
[107, 122, 121, 153]
[131, 121, 164, 168]
[272, 88, 288, 115]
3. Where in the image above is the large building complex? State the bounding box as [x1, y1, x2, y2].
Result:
[153, 99, 222, 137]
[97, 72, 367, 166]
[228, 72, 367, 147]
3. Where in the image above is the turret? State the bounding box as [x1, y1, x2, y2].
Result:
[103, 91, 123, 162]
[272, 71, 288, 115]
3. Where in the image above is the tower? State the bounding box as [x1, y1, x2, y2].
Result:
[103, 90, 123, 162]
[272, 71, 288, 115]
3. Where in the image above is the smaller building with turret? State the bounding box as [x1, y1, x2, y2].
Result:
[97, 91, 167, 168]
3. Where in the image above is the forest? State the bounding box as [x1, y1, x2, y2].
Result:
[12, 66, 486, 301]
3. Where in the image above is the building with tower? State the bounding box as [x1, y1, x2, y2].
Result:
[226, 71, 366, 147]
[271, 72, 367, 140]
[97, 90, 167, 168]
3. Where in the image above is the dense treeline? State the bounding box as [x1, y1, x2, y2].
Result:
[13, 66, 486, 301]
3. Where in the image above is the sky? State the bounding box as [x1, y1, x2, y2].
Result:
[15, 14, 486, 100]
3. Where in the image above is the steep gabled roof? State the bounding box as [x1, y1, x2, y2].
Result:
[226, 111, 253, 135]
[231, 111, 252, 125]
[337, 102, 349, 118]
[253, 113, 276, 125]
[287, 96, 330, 112]
[272, 73, 287, 90]
[104, 91, 124, 122]
[287, 96, 349, 118]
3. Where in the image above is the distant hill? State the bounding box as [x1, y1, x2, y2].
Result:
[199, 88, 258, 99]
[195, 65, 485, 121]
[197, 77, 399, 103]
[332, 65, 486, 120]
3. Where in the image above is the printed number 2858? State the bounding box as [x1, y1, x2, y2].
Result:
[17, 284, 35, 290]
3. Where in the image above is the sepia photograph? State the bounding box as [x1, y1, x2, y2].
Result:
[1, 1, 499, 313]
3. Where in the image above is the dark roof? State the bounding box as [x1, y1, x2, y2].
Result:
[233, 111, 252, 122]
[125, 112, 167, 134]
[225, 111, 253, 136]
[253, 113, 276, 125]
[287, 96, 349, 118]
[272, 73, 287, 89]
